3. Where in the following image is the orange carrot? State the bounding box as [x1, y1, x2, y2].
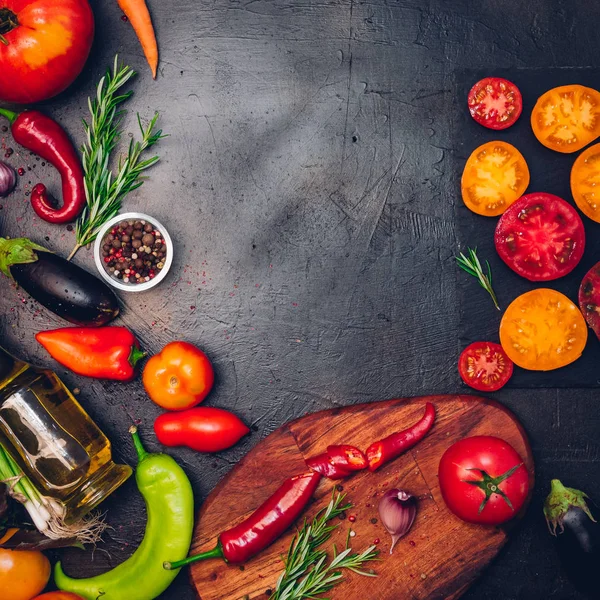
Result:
[117, 0, 158, 78]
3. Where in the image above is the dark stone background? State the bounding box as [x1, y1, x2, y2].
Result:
[1, 0, 599, 598]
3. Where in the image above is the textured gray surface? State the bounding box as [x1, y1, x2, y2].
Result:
[1, 0, 599, 598]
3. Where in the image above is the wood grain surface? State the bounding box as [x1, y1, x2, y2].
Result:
[191, 395, 534, 600]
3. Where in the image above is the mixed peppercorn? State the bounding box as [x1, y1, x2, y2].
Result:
[101, 219, 167, 284]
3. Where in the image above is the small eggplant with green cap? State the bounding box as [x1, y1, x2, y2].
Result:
[0, 237, 119, 326]
[544, 479, 599, 598]
[54, 426, 195, 600]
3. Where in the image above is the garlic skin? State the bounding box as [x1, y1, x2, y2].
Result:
[0, 161, 16, 198]
[378, 489, 417, 554]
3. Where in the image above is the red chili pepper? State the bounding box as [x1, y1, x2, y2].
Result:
[164, 471, 321, 569]
[35, 326, 146, 381]
[0, 107, 85, 224]
[306, 445, 367, 480]
[327, 445, 368, 471]
[306, 452, 352, 480]
[365, 403, 436, 472]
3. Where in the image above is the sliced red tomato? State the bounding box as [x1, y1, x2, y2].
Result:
[439, 436, 530, 525]
[461, 141, 530, 216]
[494, 193, 585, 281]
[468, 77, 523, 130]
[579, 262, 600, 342]
[458, 342, 514, 392]
[531, 85, 600, 153]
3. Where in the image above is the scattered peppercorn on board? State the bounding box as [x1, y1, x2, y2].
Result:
[454, 68, 600, 387]
[190, 395, 534, 600]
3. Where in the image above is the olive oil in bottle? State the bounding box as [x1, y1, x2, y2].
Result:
[0, 345, 131, 524]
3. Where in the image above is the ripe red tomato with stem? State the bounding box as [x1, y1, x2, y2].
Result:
[458, 342, 513, 392]
[439, 436, 530, 525]
[154, 406, 250, 453]
[0, 0, 94, 104]
[468, 77, 523, 130]
[495, 192, 585, 281]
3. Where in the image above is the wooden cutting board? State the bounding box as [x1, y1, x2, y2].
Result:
[190, 395, 534, 600]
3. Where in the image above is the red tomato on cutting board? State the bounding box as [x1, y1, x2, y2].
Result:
[439, 436, 530, 525]
[0, 0, 94, 103]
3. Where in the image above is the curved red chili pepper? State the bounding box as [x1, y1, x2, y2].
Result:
[165, 471, 321, 569]
[366, 402, 436, 472]
[306, 452, 353, 480]
[0, 108, 85, 224]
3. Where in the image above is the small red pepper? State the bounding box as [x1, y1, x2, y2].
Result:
[306, 445, 368, 480]
[35, 327, 146, 381]
[0, 107, 86, 224]
[365, 403, 436, 472]
[164, 471, 321, 569]
[327, 445, 368, 471]
[306, 452, 353, 480]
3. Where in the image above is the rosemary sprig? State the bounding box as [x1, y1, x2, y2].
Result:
[456, 247, 500, 310]
[68, 56, 165, 260]
[272, 491, 378, 600]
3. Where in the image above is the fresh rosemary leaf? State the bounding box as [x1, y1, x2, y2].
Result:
[271, 491, 378, 600]
[456, 247, 500, 311]
[68, 56, 165, 260]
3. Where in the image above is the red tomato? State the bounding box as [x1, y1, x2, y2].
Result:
[154, 407, 250, 452]
[579, 262, 600, 342]
[143, 341, 215, 411]
[468, 77, 523, 130]
[494, 192, 585, 281]
[0, 0, 94, 104]
[458, 342, 513, 392]
[438, 436, 530, 525]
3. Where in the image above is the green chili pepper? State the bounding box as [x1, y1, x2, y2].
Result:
[54, 426, 194, 600]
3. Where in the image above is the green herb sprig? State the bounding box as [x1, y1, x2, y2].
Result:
[68, 56, 165, 260]
[456, 247, 500, 310]
[271, 491, 378, 600]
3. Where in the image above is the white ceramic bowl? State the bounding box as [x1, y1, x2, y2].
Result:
[93, 212, 174, 293]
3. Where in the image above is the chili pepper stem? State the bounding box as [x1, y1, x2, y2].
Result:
[163, 544, 224, 570]
[66, 244, 82, 261]
[129, 345, 147, 368]
[129, 426, 149, 462]
[0, 108, 17, 124]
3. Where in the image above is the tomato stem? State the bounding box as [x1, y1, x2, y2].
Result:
[0, 8, 18, 45]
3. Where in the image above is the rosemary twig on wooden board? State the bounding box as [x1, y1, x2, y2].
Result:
[68, 55, 165, 260]
[271, 491, 378, 600]
[456, 247, 500, 310]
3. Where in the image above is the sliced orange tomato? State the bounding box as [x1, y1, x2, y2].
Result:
[461, 141, 530, 216]
[531, 85, 600, 153]
[499, 289, 587, 371]
[571, 142, 600, 222]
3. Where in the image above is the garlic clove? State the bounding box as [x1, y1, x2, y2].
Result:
[0, 160, 16, 198]
[378, 489, 417, 554]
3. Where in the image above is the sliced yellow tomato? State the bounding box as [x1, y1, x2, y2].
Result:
[461, 141, 530, 216]
[531, 85, 600, 153]
[499, 289, 587, 371]
[571, 142, 600, 222]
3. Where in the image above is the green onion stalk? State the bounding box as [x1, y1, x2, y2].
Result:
[0, 444, 105, 544]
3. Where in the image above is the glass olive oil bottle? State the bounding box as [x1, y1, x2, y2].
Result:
[0, 345, 131, 524]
